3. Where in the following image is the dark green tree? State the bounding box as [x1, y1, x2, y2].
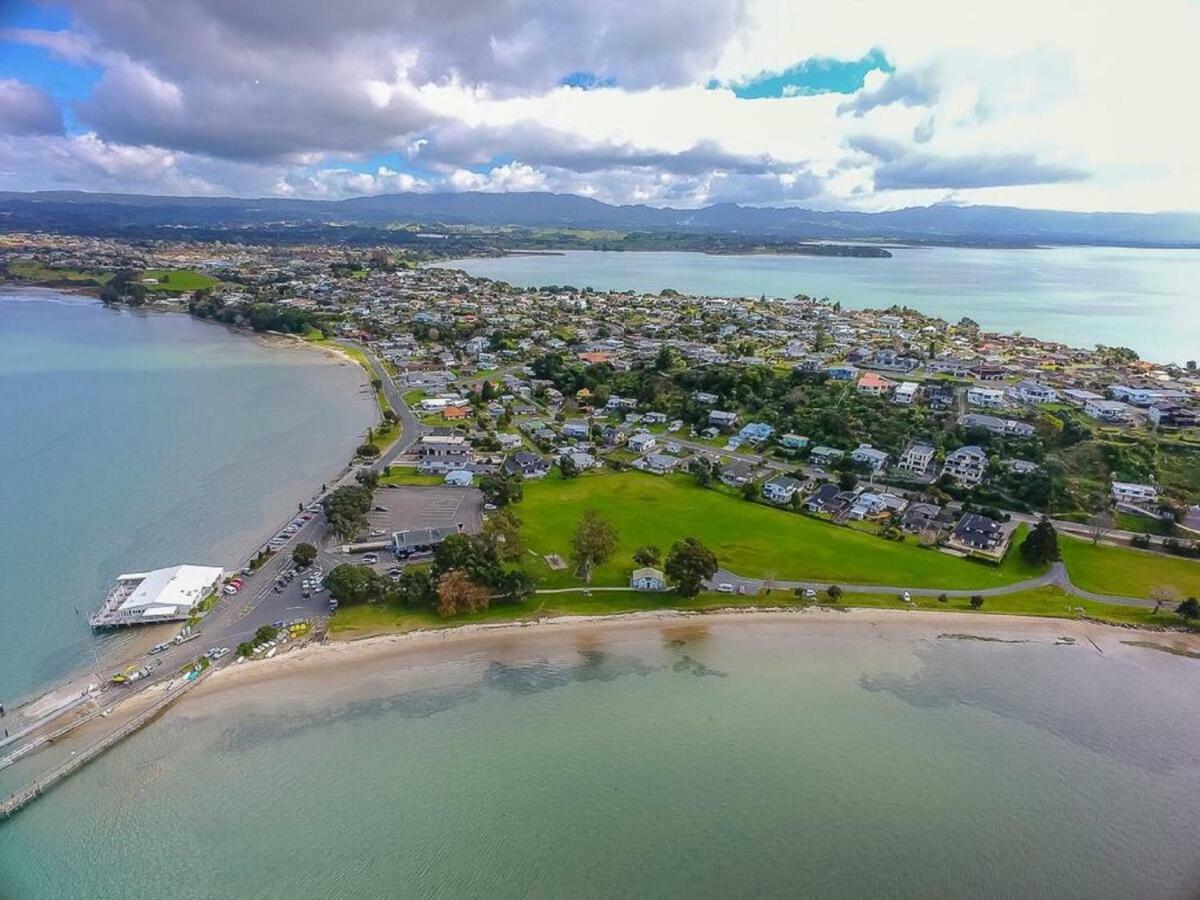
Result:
[664, 537, 719, 597]
[292, 542, 318, 568]
[1020, 516, 1061, 565]
[1177, 597, 1200, 621]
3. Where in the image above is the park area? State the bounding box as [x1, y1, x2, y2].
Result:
[516, 471, 1046, 590]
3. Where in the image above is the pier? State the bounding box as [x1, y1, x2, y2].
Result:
[0, 677, 201, 821]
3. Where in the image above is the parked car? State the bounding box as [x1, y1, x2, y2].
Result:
[717, 583, 734, 593]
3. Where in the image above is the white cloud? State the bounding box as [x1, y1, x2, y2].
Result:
[0, 0, 1196, 210]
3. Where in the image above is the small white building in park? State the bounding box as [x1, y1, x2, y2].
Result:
[89, 565, 224, 628]
[630, 567, 667, 591]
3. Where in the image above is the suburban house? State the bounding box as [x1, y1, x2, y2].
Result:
[896, 442, 936, 477]
[902, 501, 948, 533]
[804, 482, 843, 513]
[810, 446, 845, 466]
[561, 420, 591, 439]
[417, 434, 472, 473]
[720, 460, 755, 487]
[738, 422, 774, 444]
[559, 450, 599, 471]
[630, 567, 667, 591]
[892, 381, 920, 405]
[1110, 385, 1190, 407]
[959, 414, 1035, 437]
[851, 444, 890, 473]
[692, 391, 719, 405]
[1084, 399, 1133, 423]
[857, 372, 895, 397]
[849, 491, 888, 520]
[973, 363, 1006, 381]
[942, 445, 989, 486]
[496, 433, 522, 450]
[502, 451, 550, 479]
[1010, 381, 1059, 404]
[926, 356, 975, 378]
[628, 432, 657, 453]
[641, 453, 681, 475]
[762, 474, 804, 505]
[1061, 388, 1104, 406]
[967, 387, 1006, 409]
[950, 513, 1005, 553]
[1149, 404, 1200, 427]
[780, 433, 810, 451]
[826, 364, 859, 381]
[709, 410, 740, 431]
[1110, 481, 1158, 505]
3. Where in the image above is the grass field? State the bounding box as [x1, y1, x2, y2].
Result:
[328, 583, 1182, 640]
[141, 269, 218, 292]
[6, 260, 111, 285]
[379, 467, 445, 486]
[1059, 535, 1200, 598]
[515, 471, 1044, 591]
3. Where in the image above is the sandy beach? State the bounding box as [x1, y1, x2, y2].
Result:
[188, 606, 1200, 711]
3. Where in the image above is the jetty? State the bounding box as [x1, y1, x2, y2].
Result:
[0, 677, 201, 821]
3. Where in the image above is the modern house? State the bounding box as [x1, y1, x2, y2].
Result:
[942, 445, 989, 486]
[1110, 481, 1158, 504]
[417, 434, 472, 473]
[892, 381, 920, 405]
[642, 453, 681, 475]
[1149, 404, 1200, 427]
[810, 446, 845, 466]
[950, 513, 1005, 553]
[857, 372, 895, 397]
[1084, 399, 1133, 423]
[896, 442, 936, 477]
[762, 474, 804, 505]
[719, 460, 755, 487]
[738, 422, 774, 444]
[959, 414, 1035, 438]
[709, 410, 739, 431]
[1010, 381, 1059, 404]
[562, 420, 591, 439]
[902, 502, 947, 533]
[966, 387, 1005, 409]
[443, 469, 473, 486]
[628, 432, 657, 453]
[851, 444, 889, 473]
[779, 433, 810, 451]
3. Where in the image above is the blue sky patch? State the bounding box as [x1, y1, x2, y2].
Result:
[560, 70, 616, 90]
[0, 2, 96, 133]
[717, 48, 892, 99]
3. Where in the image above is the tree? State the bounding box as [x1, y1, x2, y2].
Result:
[740, 481, 758, 501]
[436, 569, 491, 617]
[292, 542, 317, 568]
[970, 595, 985, 609]
[1020, 517, 1060, 565]
[1087, 509, 1114, 545]
[664, 537, 719, 597]
[481, 508, 524, 560]
[356, 443, 380, 458]
[432, 533, 504, 587]
[355, 468, 380, 490]
[570, 509, 619, 584]
[324, 564, 388, 606]
[1175, 597, 1199, 621]
[689, 456, 713, 487]
[937, 593, 949, 603]
[480, 472, 523, 507]
[322, 485, 374, 539]
[1149, 584, 1181, 614]
[559, 454, 579, 478]
[838, 470, 858, 491]
[633, 545, 661, 567]
[826, 584, 842, 602]
[253, 624, 279, 644]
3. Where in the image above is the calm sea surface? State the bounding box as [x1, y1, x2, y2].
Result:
[431, 247, 1200, 365]
[1, 620, 1198, 898]
[0, 289, 373, 703]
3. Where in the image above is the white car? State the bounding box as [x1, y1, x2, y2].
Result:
[902, 591, 912, 603]
[717, 583, 734, 593]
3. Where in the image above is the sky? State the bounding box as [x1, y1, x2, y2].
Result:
[0, 0, 1197, 211]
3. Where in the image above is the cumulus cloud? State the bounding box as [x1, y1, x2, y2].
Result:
[0, 80, 64, 136]
[0, 0, 1195, 210]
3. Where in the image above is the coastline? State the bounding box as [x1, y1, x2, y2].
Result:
[189, 605, 1200, 709]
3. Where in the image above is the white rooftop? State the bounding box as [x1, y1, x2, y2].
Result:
[114, 565, 224, 615]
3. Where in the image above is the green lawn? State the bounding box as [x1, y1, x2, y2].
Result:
[516, 471, 1046, 591]
[379, 467, 445, 486]
[329, 583, 1186, 640]
[1059, 535, 1200, 599]
[141, 269, 218, 292]
[6, 260, 112, 284]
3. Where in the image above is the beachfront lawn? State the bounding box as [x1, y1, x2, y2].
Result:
[328, 583, 1188, 641]
[1059, 535, 1200, 599]
[6, 260, 112, 285]
[515, 471, 1046, 591]
[141, 269, 218, 292]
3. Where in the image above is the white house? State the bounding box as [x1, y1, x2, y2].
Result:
[1110, 481, 1158, 504]
[942, 445, 989, 486]
[851, 444, 890, 473]
[892, 381, 920, 405]
[1010, 381, 1059, 404]
[762, 475, 804, 505]
[628, 433, 657, 453]
[1084, 399, 1133, 423]
[967, 387, 1005, 409]
[896, 442, 936, 476]
[630, 567, 666, 591]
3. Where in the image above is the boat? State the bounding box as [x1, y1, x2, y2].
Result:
[266, 647, 277, 658]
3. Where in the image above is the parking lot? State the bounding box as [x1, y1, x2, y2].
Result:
[369, 484, 484, 540]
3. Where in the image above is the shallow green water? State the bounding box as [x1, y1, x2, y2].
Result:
[432, 246, 1200, 364]
[2, 622, 1197, 898]
[0, 289, 373, 702]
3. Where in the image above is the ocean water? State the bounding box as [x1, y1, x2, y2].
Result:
[1, 620, 1197, 898]
[0, 289, 374, 703]
[431, 247, 1200, 365]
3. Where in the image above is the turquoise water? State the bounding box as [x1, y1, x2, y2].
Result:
[1, 620, 1198, 897]
[0, 289, 373, 703]
[432, 247, 1200, 365]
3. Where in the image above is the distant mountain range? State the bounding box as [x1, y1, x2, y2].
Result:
[3, 189, 1199, 248]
